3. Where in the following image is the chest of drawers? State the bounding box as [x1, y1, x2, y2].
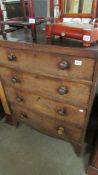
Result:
[0, 40, 98, 155]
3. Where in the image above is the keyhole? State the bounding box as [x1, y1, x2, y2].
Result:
[37, 97, 41, 101]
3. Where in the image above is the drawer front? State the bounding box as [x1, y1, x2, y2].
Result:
[4, 86, 86, 127]
[11, 104, 83, 142]
[0, 47, 95, 81]
[0, 67, 91, 107]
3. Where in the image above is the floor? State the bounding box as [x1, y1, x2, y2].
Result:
[0, 119, 88, 175]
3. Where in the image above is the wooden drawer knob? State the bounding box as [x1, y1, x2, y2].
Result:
[8, 54, 16, 61]
[16, 96, 23, 103]
[58, 86, 68, 95]
[58, 60, 69, 70]
[57, 108, 66, 116]
[57, 127, 65, 135]
[19, 112, 28, 119]
[11, 76, 19, 84]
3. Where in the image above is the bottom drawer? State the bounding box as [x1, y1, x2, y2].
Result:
[11, 104, 83, 143]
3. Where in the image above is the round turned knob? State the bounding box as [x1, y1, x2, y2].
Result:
[20, 112, 28, 119]
[57, 108, 66, 116]
[16, 96, 23, 103]
[8, 54, 16, 61]
[58, 60, 69, 70]
[57, 127, 65, 135]
[11, 76, 18, 84]
[58, 87, 68, 95]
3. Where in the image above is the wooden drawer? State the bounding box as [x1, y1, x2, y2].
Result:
[0, 67, 91, 107]
[4, 86, 86, 128]
[11, 104, 83, 142]
[0, 47, 95, 81]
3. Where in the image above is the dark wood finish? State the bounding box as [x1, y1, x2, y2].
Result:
[4, 1, 28, 18]
[0, 40, 98, 155]
[3, 86, 87, 128]
[0, 6, 3, 31]
[11, 103, 83, 142]
[3, 0, 53, 41]
[0, 5, 6, 39]
[27, 0, 36, 41]
[3, 0, 47, 41]
[78, 0, 84, 13]
[0, 46, 95, 81]
[0, 66, 92, 107]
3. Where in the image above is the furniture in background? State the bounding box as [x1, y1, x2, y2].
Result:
[0, 39, 98, 155]
[4, 0, 28, 19]
[87, 94, 98, 175]
[3, 0, 54, 41]
[0, 6, 3, 34]
[46, 0, 98, 47]
[88, 139, 98, 175]
[0, 5, 6, 39]
[2, 0, 37, 41]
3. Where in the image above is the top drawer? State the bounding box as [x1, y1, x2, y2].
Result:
[0, 47, 95, 81]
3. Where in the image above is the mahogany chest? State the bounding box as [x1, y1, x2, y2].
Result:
[0, 40, 98, 155]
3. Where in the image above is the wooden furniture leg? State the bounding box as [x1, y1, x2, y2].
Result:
[0, 80, 18, 126]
